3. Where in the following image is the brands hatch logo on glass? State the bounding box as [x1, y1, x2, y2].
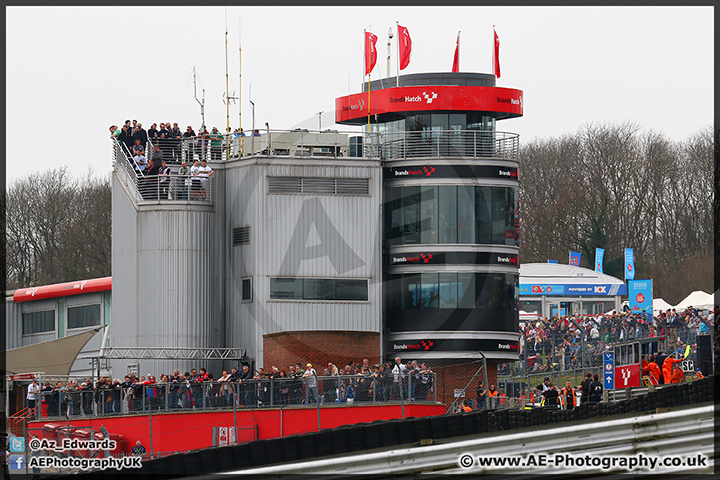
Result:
[393, 166, 435, 177]
[394, 340, 435, 351]
[498, 168, 518, 179]
[497, 95, 521, 106]
[497, 255, 519, 265]
[341, 98, 365, 112]
[392, 253, 433, 264]
[389, 91, 438, 104]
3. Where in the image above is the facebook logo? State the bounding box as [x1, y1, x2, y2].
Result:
[9, 454, 25, 470]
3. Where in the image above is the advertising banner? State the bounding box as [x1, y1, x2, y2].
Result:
[624, 248, 635, 280]
[519, 283, 627, 296]
[569, 251, 581, 267]
[595, 248, 604, 273]
[628, 280, 653, 317]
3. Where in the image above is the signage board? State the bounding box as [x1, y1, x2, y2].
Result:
[604, 352, 614, 390]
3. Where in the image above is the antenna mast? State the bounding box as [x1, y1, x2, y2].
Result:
[193, 66, 206, 127]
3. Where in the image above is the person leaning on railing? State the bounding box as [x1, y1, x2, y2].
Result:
[177, 161, 190, 200]
[183, 125, 196, 162]
[159, 160, 171, 200]
[144, 158, 159, 200]
[197, 159, 214, 200]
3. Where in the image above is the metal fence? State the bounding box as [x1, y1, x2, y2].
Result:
[115, 129, 519, 165]
[379, 130, 519, 161]
[29, 374, 438, 420]
[113, 141, 215, 205]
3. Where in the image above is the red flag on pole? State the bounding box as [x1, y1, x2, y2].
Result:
[452, 32, 460, 73]
[398, 24, 412, 70]
[365, 31, 378, 75]
[494, 28, 501, 78]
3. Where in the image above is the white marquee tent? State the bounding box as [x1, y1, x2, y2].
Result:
[674, 290, 714, 311]
[652, 298, 674, 313]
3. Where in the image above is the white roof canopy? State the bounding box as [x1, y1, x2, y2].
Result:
[5, 327, 102, 376]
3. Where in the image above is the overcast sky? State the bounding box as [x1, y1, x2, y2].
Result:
[6, 6, 714, 183]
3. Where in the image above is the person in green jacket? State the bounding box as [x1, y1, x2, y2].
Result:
[210, 127, 223, 161]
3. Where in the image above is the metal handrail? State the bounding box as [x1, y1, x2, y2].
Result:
[118, 129, 519, 162]
[32, 373, 438, 419]
[379, 130, 519, 161]
[112, 141, 215, 205]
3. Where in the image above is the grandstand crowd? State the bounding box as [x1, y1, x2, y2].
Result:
[498, 305, 717, 376]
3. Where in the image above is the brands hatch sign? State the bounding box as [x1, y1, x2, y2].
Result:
[388, 338, 519, 353]
[388, 252, 518, 266]
[385, 165, 517, 181]
[335, 85, 523, 124]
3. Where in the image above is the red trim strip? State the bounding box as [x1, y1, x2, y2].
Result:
[13, 277, 112, 303]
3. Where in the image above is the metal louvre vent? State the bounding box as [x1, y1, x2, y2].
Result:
[336, 178, 370, 195]
[302, 177, 336, 194]
[268, 177, 302, 194]
[267, 176, 370, 196]
[233, 226, 250, 246]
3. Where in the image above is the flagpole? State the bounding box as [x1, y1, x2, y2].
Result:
[387, 27, 392, 79]
[365, 29, 370, 133]
[238, 17, 242, 157]
[458, 30, 460, 71]
[492, 25, 495, 79]
[396, 21, 400, 87]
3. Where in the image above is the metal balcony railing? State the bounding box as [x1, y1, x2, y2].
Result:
[32, 373, 438, 419]
[379, 130, 519, 161]
[116, 129, 519, 165]
[112, 139, 215, 205]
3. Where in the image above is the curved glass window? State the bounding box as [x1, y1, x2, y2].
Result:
[388, 273, 518, 311]
[385, 185, 518, 246]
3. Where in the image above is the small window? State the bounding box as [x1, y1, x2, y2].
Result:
[270, 278, 303, 299]
[68, 304, 101, 329]
[22, 310, 55, 335]
[233, 226, 250, 246]
[270, 278, 368, 301]
[241, 278, 252, 302]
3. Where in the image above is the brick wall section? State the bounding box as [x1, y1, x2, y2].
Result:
[263, 331, 381, 372]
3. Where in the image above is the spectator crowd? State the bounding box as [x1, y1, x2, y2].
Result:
[109, 119, 235, 200]
[498, 305, 716, 377]
[30, 357, 436, 419]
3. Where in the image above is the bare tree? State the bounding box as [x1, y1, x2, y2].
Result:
[519, 123, 713, 304]
[6, 168, 111, 290]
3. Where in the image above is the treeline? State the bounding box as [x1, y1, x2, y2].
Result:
[518, 122, 715, 305]
[6, 168, 111, 290]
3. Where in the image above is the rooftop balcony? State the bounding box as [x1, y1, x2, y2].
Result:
[112, 129, 519, 204]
